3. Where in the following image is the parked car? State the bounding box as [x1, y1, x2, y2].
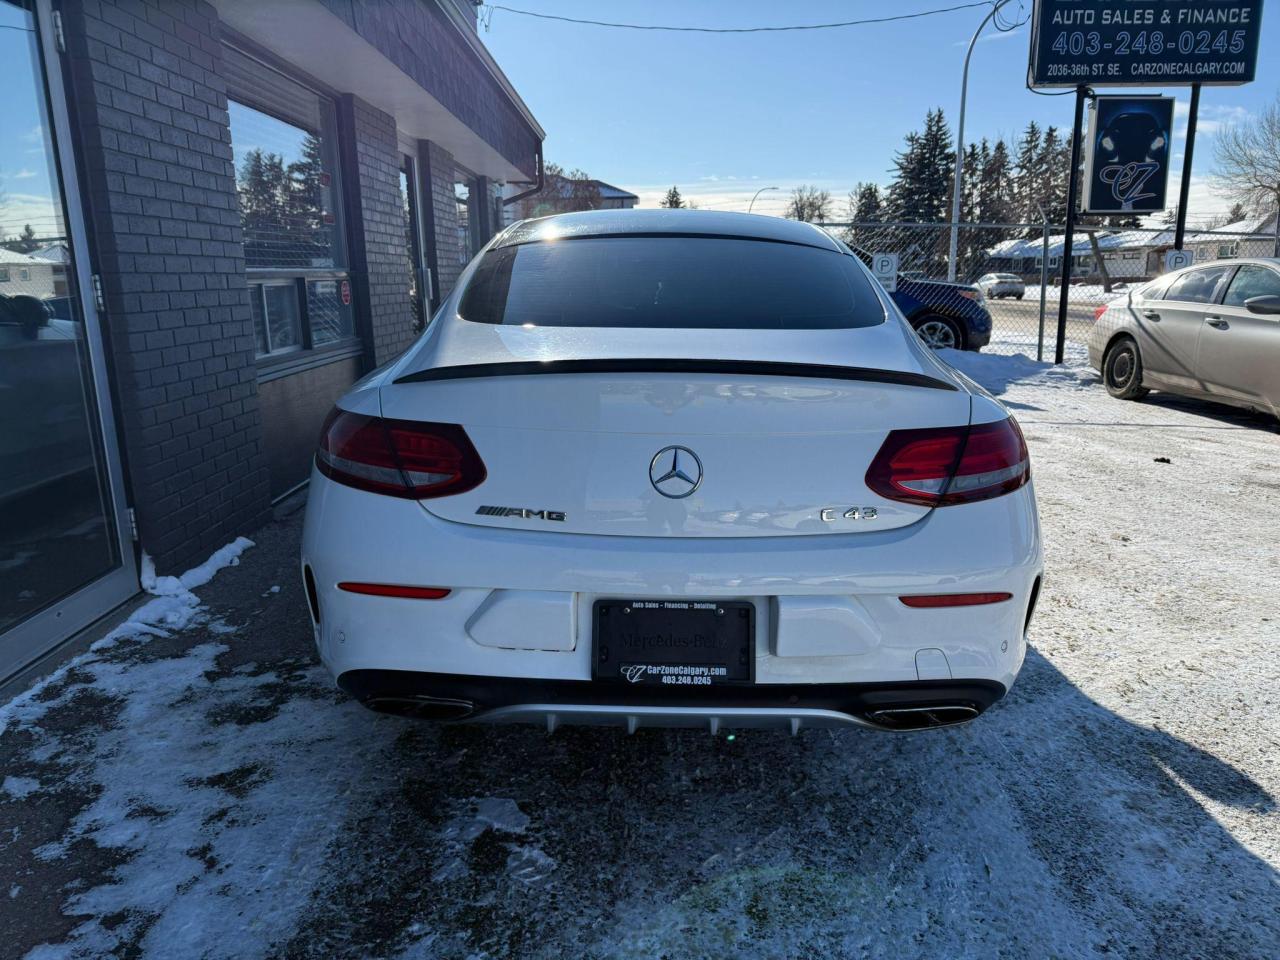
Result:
[1090, 258, 1280, 417]
[976, 273, 1026, 300]
[303, 210, 1042, 733]
[846, 244, 992, 351]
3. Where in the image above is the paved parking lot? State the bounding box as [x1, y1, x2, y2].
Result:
[2, 353, 1277, 960]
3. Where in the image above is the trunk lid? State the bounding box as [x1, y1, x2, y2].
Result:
[379, 324, 971, 538]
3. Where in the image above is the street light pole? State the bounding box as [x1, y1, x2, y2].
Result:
[947, 0, 1013, 281]
[748, 186, 778, 214]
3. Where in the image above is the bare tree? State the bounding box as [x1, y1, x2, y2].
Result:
[1212, 93, 1280, 256]
[512, 163, 602, 218]
[784, 185, 832, 223]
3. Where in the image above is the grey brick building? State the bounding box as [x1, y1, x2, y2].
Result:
[0, 0, 542, 682]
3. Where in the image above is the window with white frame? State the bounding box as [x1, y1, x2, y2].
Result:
[224, 45, 355, 360]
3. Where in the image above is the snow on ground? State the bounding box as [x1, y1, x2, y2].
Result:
[1024, 282, 1131, 303]
[2, 354, 1278, 959]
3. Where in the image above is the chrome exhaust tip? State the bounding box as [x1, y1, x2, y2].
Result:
[865, 703, 980, 731]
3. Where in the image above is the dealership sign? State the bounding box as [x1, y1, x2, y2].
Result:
[1082, 96, 1174, 214]
[1029, 0, 1264, 87]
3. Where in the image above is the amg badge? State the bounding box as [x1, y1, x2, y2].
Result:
[476, 505, 567, 522]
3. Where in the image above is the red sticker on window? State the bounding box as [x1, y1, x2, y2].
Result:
[340, 280, 352, 306]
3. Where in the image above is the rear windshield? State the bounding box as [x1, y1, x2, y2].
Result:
[458, 236, 885, 330]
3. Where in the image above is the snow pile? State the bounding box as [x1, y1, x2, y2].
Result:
[1024, 283, 1130, 303]
[91, 537, 254, 651]
[936, 345, 1097, 396]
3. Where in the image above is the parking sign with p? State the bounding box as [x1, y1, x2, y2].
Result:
[871, 252, 898, 293]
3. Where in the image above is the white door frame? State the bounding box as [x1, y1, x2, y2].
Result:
[0, 0, 140, 682]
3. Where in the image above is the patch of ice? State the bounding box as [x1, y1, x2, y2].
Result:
[0, 550, 37, 572]
[2, 776, 40, 799]
[506, 844, 557, 885]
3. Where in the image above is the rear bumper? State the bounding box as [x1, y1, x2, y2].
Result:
[302, 470, 1042, 711]
[337, 669, 1006, 732]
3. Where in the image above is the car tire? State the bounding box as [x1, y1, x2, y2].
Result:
[1103, 336, 1149, 400]
[1016, 294, 1024, 300]
[912, 315, 965, 351]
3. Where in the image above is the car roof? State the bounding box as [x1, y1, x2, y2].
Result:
[496, 209, 843, 253]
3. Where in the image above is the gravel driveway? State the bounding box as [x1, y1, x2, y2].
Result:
[2, 352, 1277, 959]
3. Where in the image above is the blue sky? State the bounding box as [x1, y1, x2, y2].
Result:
[0, 2, 61, 244]
[480, 0, 1280, 223]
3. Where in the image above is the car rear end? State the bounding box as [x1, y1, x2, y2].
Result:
[302, 211, 1041, 733]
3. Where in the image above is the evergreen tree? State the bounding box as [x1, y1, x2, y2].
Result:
[659, 186, 684, 209]
[979, 138, 1015, 226]
[956, 142, 986, 278]
[1012, 121, 1043, 228]
[886, 108, 954, 225]
[1035, 126, 1065, 227]
[236, 149, 289, 267]
[844, 182, 883, 247]
[285, 134, 327, 263]
[853, 182, 883, 218]
[1227, 201, 1247, 223]
[3, 224, 39, 254]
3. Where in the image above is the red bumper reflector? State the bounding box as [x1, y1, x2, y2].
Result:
[338, 582, 451, 600]
[899, 592, 1013, 608]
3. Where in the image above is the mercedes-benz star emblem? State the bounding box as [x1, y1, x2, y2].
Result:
[649, 445, 703, 499]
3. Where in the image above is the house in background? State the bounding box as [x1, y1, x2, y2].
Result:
[0, 247, 57, 300]
[505, 174, 638, 223]
[1185, 213, 1279, 263]
[0, 0, 543, 686]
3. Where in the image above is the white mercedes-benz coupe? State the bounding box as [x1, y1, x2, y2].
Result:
[302, 210, 1042, 733]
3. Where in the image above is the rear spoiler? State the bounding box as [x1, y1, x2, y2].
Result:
[394, 358, 958, 391]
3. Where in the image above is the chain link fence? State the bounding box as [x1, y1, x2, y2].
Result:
[817, 220, 1279, 359]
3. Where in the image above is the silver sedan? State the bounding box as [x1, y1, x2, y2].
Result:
[976, 273, 1025, 299]
[1089, 258, 1280, 417]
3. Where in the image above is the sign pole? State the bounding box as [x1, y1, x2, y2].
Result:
[1055, 84, 1087, 366]
[1173, 83, 1200, 251]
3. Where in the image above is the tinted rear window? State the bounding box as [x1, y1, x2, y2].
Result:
[458, 237, 885, 330]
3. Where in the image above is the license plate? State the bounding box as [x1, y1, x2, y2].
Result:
[592, 599, 754, 686]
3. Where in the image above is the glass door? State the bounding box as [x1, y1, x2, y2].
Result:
[0, 0, 137, 680]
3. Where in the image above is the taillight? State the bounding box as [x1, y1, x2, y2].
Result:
[1093, 304, 1108, 322]
[316, 408, 486, 499]
[866, 418, 1029, 507]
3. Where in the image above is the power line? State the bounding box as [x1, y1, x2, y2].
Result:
[481, 2, 997, 34]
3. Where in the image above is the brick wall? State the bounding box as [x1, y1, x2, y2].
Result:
[339, 95, 417, 366]
[316, 0, 539, 180]
[425, 140, 465, 300]
[61, 0, 271, 573]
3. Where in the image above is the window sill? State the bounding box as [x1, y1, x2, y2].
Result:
[256, 339, 364, 383]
